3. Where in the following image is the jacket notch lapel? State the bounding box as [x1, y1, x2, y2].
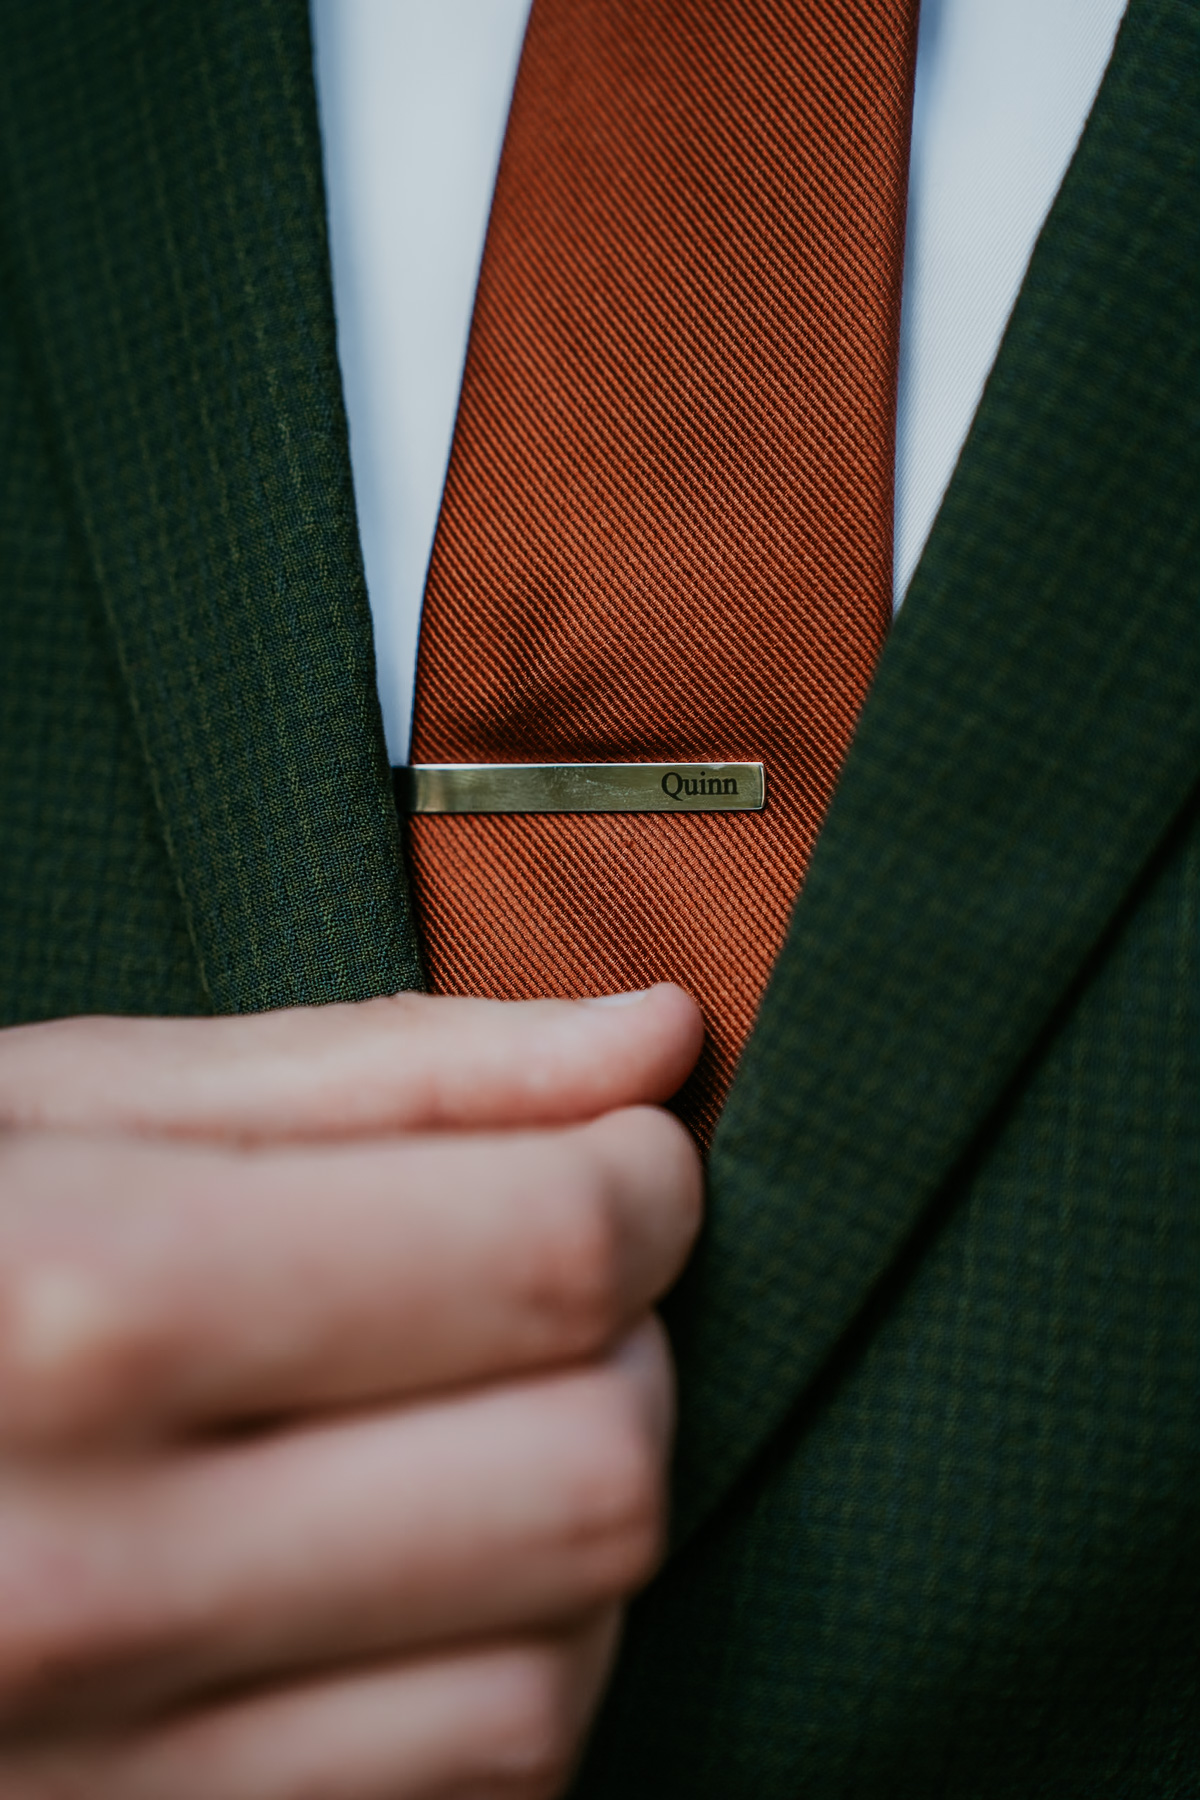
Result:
[670, 0, 1200, 1545]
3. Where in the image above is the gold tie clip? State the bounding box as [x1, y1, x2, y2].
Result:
[397, 762, 765, 815]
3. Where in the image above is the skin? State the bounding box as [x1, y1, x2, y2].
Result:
[0, 984, 705, 1799]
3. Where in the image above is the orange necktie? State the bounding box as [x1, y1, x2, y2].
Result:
[409, 0, 918, 1140]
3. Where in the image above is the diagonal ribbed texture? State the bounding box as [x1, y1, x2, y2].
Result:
[409, 0, 918, 1138]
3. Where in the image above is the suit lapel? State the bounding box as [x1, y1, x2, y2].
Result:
[671, 0, 1200, 1543]
[2, 0, 1195, 1527]
[0, 0, 422, 1010]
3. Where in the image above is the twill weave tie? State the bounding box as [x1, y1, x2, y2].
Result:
[408, 0, 918, 1141]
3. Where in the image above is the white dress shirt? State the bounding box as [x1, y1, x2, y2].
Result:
[312, 0, 1127, 765]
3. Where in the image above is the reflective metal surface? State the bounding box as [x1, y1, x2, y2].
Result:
[398, 762, 766, 814]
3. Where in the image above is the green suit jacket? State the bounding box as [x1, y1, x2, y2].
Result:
[1, 2, 1196, 1792]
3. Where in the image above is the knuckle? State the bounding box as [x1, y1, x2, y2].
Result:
[0, 1141, 135, 1446]
[0, 1525, 93, 1725]
[0, 1258, 124, 1443]
[0, 1476, 152, 1739]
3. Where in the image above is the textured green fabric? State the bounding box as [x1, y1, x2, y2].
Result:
[669, 0, 1200, 1545]
[583, 802, 1200, 1796]
[0, 301, 208, 1019]
[577, 0, 1200, 1791]
[0, 0, 1197, 1795]
[0, 0, 423, 1019]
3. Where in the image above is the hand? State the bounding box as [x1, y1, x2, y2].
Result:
[0, 987, 703, 1798]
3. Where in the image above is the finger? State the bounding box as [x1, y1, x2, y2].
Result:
[0, 1108, 700, 1444]
[0, 1328, 667, 1733]
[12, 1614, 621, 1800]
[0, 985, 704, 1141]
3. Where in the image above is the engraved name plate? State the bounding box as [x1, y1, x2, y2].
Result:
[399, 762, 765, 815]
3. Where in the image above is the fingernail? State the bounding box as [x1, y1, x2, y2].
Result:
[580, 989, 654, 1008]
